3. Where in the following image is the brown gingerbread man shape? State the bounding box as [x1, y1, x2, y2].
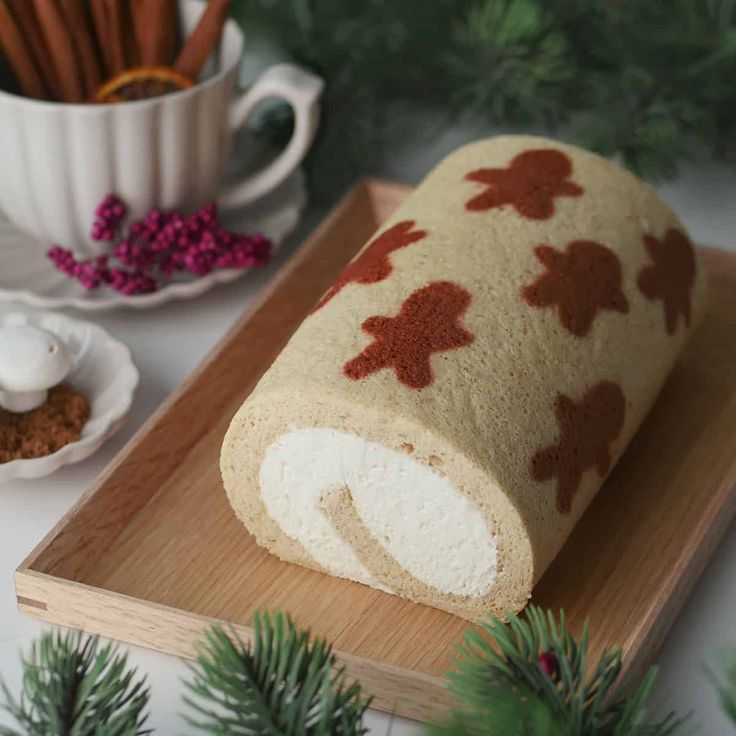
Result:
[522, 240, 630, 337]
[464, 149, 583, 220]
[343, 281, 474, 389]
[531, 380, 626, 513]
[637, 228, 696, 335]
[312, 220, 427, 312]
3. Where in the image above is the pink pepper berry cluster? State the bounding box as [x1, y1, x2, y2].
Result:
[47, 247, 157, 295]
[91, 194, 127, 242]
[47, 195, 272, 296]
[114, 202, 271, 278]
[47, 248, 110, 290]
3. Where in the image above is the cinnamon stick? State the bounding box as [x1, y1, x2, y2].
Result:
[59, 0, 102, 98]
[100, 0, 139, 75]
[175, 0, 231, 81]
[103, 0, 128, 75]
[134, 0, 179, 66]
[0, 0, 47, 99]
[31, 0, 84, 102]
[89, 0, 112, 77]
[120, 3, 140, 69]
[8, 0, 61, 99]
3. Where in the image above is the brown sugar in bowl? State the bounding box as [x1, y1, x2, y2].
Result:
[0, 383, 89, 464]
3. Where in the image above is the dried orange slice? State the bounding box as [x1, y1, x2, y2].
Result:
[94, 66, 195, 103]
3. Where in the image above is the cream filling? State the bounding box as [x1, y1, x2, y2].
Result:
[259, 427, 498, 597]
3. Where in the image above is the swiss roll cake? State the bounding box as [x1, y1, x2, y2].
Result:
[221, 135, 708, 620]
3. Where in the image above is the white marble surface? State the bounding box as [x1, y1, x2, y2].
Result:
[0, 142, 735, 734]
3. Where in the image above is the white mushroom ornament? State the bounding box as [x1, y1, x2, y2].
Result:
[0, 325, 72, 413]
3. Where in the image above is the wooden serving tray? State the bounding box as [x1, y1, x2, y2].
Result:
[16, 180, 736, 722]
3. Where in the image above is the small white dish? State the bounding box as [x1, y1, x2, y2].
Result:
[0, 311, 139, 481]
[0, 168, 305, 311]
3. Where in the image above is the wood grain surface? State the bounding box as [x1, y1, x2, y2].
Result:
[15, 180, 736, 722]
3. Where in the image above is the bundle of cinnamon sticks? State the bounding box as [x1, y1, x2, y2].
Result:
[0, 0, 231, 103]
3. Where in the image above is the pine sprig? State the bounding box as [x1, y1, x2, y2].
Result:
[447, 0, 574, 125]
[6, 609, 736, 734]
[0, 630, 150, 736]
[182, 612, 370, 735]
[570, 0, 736, 178]
[429, 605, 685, 736]
[709, 649, 736, 727]
[427, 679, 568, 735]
[233, 0, 736, 189]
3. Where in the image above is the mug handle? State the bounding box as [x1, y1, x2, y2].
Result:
[218, 63, 324, 209]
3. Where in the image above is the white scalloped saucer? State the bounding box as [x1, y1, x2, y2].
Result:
[0, 311, 139, 481]
[0, 170, 305, 311]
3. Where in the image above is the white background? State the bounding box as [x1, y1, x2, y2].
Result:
[1, 126, 735, 734]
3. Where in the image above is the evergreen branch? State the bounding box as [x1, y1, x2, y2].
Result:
[448, 0, 574, 125]
[708, 649, 736, 726]
[232, 0, 736, 184]
[428, 605, 686, 736]
[182, 612, 370, 735]
[427, 680, 568, 736]
[571, 0, 736, 178]
[0, 630, 150, 736]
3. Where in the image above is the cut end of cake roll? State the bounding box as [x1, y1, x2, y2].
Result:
[221, 396, 534, 621]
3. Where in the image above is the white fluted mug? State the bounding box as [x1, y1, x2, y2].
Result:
[0, 0, 323, 255]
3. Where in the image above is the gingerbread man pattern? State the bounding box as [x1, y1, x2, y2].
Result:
[637, 228, 696, 335]
[521, 241, 630, 337]
[464, 149, 583, 220]
[312, 220, 428, 312]
[531, 381, 626, 514]
[343, 281, 474, 389]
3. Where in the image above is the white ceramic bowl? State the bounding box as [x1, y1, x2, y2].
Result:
[0, 311, 139, 481]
